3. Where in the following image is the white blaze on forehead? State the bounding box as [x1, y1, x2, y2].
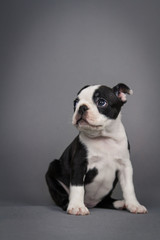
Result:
[78, 85, 100, 103]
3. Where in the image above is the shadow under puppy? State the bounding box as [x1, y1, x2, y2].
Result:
[46, 83, 147, 215]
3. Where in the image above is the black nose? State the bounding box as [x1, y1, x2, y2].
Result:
[78, 105, 89, 115]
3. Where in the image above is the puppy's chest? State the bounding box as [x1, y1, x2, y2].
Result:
[86, 138, 126, 171]
[83, 139, 127, 207]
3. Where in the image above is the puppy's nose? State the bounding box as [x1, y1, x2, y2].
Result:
[78, 105, 89, 115]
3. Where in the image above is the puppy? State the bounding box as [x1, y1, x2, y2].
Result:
[46, 83, 147, 215]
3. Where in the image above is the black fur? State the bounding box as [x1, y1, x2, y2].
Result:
[93, 86, 123, 119]
[46, 135, 118, 211]
[112, 83, 131, 97]
[45, 160, 69, 210]
[84, 168, 98, 185]
[46, 136, 87, 210]
[45, 84, 132, 212]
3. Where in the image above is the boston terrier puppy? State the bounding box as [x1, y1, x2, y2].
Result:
[46, 83, 147, 215]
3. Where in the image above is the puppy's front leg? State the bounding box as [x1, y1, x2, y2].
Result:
[67, 185, 90, 215]
[119, 160, 147, 214]
[67, 152, 90, 216]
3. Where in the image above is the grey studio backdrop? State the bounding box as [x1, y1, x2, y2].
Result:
[0, 0, 160, 208]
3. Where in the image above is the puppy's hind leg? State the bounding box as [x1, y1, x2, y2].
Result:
[113, 200, 125, 210]
[95, 196, 125, 210]
[45, 160, 69, 211]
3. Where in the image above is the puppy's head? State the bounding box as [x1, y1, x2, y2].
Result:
[72, 84, 133, 137]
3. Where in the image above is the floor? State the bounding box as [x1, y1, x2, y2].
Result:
[0, 204, 159, 240]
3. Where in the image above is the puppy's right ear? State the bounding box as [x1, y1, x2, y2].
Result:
[113, 83, 133, 103]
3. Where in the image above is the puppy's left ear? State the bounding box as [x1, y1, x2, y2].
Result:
[112, 83, 133, 103]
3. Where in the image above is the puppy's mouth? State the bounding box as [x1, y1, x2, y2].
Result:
[76, 117, 102, 128]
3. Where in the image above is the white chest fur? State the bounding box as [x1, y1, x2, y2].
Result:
[79, 127, 129, 208]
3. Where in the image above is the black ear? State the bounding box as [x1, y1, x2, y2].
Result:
[112, 83, 133, 103]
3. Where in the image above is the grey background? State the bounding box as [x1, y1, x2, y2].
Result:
[1, 0, 160, 206]
[0, 1, 160, 239]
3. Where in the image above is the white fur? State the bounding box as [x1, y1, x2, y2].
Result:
[80, 114, 129, 208]
[69, 85, 147, 214]
[80, 117, 147, 213]
[113, 200, 125, 209]
[67, 186, 90, 215]
[72, 85, 107, 138]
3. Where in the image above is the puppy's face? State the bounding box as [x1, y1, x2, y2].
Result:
[72, 84, 132, 136]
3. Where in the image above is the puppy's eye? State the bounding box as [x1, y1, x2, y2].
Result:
[96, 98, 108, 108]
[73, 98, 79, 109]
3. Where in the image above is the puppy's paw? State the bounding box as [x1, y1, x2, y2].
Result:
[113, 200, 125, 209]
[125, 201, 148, 214]
[67, 204, 90, 216]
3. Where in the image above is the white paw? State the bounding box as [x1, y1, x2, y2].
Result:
[67, 204, 90, 216]
[125, 201, 148, 214]
[113, 200, 125, 209]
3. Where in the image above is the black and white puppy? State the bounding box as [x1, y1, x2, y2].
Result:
[46, 83, 147, 215]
